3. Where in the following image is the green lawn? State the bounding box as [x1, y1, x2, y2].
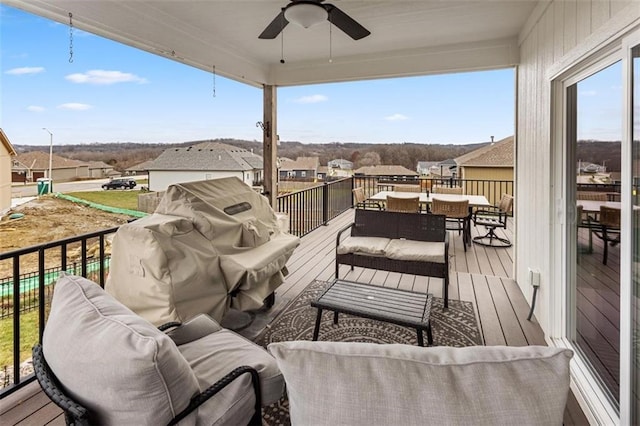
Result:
[0, 310, 40, 368]
[66, 190, 141, 211]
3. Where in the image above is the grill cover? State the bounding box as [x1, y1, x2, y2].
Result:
[106, 177, 300, 325]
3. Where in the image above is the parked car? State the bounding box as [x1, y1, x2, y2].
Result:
[102, 178, 137, 190]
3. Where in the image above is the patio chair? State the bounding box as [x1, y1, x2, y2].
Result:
[576, 191, 608, 201]
[393, 184, 422, 193]
[352, 187, 382, 210]
[472, 193, 513, 248]
[432, 186, 463, 195]
[386, 195, 420, 213]
[34, 273, 284, 425]
[590, 206, 620, 265]
[431, 198, 470, 251]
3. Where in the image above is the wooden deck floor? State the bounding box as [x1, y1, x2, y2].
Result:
[0, 209, 589, 425]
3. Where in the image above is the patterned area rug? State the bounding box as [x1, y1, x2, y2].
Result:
[256, 280, 483, 425]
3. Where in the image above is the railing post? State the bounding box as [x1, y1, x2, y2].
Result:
[322, 181, 329, 226]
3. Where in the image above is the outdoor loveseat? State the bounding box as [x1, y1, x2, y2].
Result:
[106, 177, 300, 326]
[335, 209, 450, 307]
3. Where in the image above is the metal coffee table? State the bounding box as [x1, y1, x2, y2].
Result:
[311, 279, 433, 346]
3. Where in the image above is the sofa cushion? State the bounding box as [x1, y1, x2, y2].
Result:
[268, 341, 573, 426]
[43, 273, 199, 425]
[178, 326, 285, 408]
[336, 236, 391, 255]
[384, 238, 445, 263]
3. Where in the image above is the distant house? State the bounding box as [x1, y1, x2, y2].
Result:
[12, 151, 89, 183]
[125, 160, 153, 176]
[353, 165, 418, 177]
[454, 136, 514, 183]
[327, 158, 353, 177]
[328, 159, 353, 170]
[417, 161, 438, 176]
[88, 161, 118, 179]
[278, 157, 320, 180]
[146, 142, 263, 192]
[429, 159, 457, 178]
[1, 129, 17, 214]
[317, 166, 328, 180]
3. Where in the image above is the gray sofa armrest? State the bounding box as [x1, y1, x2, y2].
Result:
[164, 314, 223, 346]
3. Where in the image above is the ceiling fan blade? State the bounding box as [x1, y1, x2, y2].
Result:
[259, 10, 289, 39]
[325, 4, 370, 40]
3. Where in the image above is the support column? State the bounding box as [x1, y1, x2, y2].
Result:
[263, 85, 278, 207]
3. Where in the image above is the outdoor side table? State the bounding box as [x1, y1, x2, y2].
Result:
[311, 279, 434, 346]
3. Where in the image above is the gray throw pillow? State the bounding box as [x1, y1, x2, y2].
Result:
[268, 341, 572, 426]
[43, 273, 199, 425]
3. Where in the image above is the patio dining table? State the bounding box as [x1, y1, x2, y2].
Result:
[370, 191, 491, 209]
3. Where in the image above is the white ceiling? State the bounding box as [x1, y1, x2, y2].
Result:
[4, 0, 538, 87]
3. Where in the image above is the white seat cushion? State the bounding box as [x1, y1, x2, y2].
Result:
[268, 341, 573, 426]
[336, 236, 391, 255]
[384, 239, 445, 263]
[43, 273, 199, 425]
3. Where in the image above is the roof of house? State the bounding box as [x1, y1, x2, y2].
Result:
[279, 156, 320, 171]
[126, 160, 154, 171]
[353, 165, 418, 176]
[328, 158, 353, 168]
[87, 161, 113, 169]
[14, 151, 87, 170]
[0, 128, 17, 156]
[455, 136, 514, 167]
[317, 166, 328, 174]
[147, 142, 263, 171]
[417, 161, 438, 169]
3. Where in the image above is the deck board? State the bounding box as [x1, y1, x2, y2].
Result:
[0, 210, 588, 425]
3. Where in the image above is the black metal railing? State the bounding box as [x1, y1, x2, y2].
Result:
[276, 177, 352, 237]
[0, 227, 118, 396]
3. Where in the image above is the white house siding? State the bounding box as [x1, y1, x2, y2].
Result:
[518, 1, 638, 421]
[149, 170, 247, 192]
[0, 145, 12, 214]
[518, 0, 636, 333]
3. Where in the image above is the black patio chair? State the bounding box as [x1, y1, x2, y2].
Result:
[472, 193, 513, 248]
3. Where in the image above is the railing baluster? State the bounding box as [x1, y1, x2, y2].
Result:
[12, 258, 20, 388]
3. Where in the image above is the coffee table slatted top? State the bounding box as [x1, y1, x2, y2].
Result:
[311, 280, 434, 347]
[316, 280, 431, 325]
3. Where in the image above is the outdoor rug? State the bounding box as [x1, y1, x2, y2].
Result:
[256, 279, 483, 425]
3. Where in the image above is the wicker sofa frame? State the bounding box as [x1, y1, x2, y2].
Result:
[335, 209, 450, 308]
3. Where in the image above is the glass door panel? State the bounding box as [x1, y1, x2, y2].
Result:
[631, 43, 639, 424]
[570, 61, 622, 405]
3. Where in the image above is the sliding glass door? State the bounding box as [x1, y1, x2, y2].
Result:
[567, 61, 622, 406]
[631, 42, 640, 426]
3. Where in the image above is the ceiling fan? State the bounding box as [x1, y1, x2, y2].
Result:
[259, 0, 370, 40]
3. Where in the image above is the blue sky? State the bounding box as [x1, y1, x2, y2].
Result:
[0, 4, 517, 146]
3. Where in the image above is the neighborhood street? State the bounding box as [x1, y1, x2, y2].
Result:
[10, 176, 147, 199]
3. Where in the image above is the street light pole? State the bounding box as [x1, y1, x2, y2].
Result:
[42, 128, 53, 185]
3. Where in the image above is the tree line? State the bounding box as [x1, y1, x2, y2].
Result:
[14, 138, 621, 173]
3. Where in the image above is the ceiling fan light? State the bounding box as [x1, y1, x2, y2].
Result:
[284, 2, 328, 29]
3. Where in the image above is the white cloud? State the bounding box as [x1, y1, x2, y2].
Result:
[384, 113, 409, 121]
[57, 103, 92, 111]
[579, 90, 597, 97]
[294, 94, 328, 104]
[27, 105, 45, 112]
[65, 70, 148, 85]
[5, 66, 45, 75]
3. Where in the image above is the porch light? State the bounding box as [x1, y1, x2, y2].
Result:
[284, 1, 327, 29]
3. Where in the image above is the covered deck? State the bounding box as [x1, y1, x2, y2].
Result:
[1, 208, 588, 425]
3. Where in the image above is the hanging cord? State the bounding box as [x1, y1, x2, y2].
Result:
[68, 12, 74, 63]
[527, 283, 540, 321]
[328, 12, 332, 63]
[212, 65, 216, 98]
[280, 13, 285, 64]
